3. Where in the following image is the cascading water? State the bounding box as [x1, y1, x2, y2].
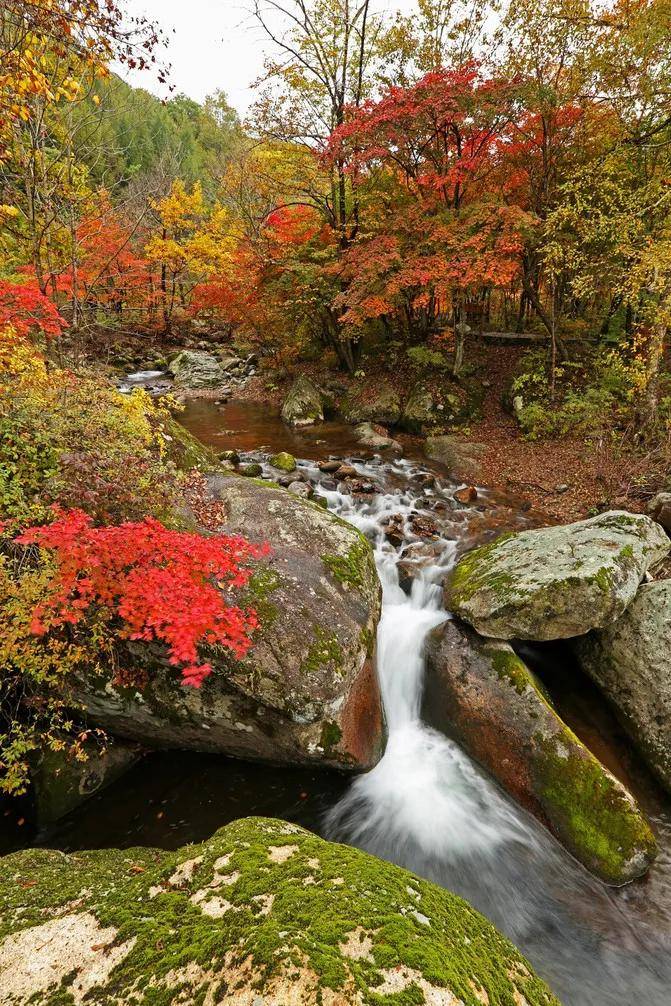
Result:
[294, 455, 671, 1006]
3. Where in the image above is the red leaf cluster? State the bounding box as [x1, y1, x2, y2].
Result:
[17, 509, 269, 687]
[0, 278, 65, 339]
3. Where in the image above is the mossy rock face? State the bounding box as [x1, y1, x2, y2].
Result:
[161, 415, 219, 471]
[0, 816, 561, 1006]
[168, 349, 226, 388]
[424, 621, 657, 884]
[576, 579, 671, 793]
[446, 511, 670, 641]
[72, 476, 383, 771]
[341, 381, 402, 426]
[281, 375, 324, 427]
[399, 383, 437, 433]
[31, 739, 142, 827]
[269, 450, 297, 472]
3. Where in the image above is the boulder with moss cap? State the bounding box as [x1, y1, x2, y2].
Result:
[71, 474, 383, 771]
[269, 450, 297, 472]
[446, 511, 670, 640]
[0, 816, 562, 1006]
[425, 619, 657, 884]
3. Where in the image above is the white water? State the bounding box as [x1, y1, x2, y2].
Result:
[290, 455, 671, 1006]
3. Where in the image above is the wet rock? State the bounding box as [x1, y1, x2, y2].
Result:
[381, 513, 406, 547]
[219, 449, 239, 465]
[341, 381, 401, 426]
[281, 375, 324, 427]
[347, 478, 378, 495]
[399, 383, 436, 433]
[336, 464, 359, 478]
[447, 511, 670, 641]
[71, 476, 383, 771]
[353, 422, 401, 451]
[288, 480, 313, 499]
[318, 459, 341, 473]
[239, 463, 263, 477]
[31, 739, 142, 827]
[576, 579, 671, 792]
[647, 491, 671, 535]
[454, 485, 478, 504]
[409, 513, 439, 538]
[269, 451, 297, 473]
[425, 435, 487, 479]
[425, 621, 657, 884]
[168, 350, 226, 389]
[0, 817, 560, 1006]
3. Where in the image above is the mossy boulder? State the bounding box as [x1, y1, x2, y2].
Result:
[341, 381, 401, 426]
[0, 816, 561, 1006]
[72, 475, 383, 771]
[161, 415, 219, 471]
[447, 511, 670, 640]
[425, 621, 657, 884]
[399, 382, 437, 433]
[269, 450, 297, 472]
[168, 350, 226, 389]
[281, 375, 324, 426]
[576, 579, 671, 792]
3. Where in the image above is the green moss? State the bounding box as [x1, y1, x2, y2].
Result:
[163, 417, 219, 472]
[239, 463, 263, 477]
[320, 720, 343, 753]
[269, 451, 296, 473]
[301, 627, 344, 678]
[486, 647, 530, 695]
[322, 538, 376, 595]
[0, 817, 560, 1006]
[448, 534, 516, 608]
[535, 736, 657, 884]
[242, 567, 283, 626]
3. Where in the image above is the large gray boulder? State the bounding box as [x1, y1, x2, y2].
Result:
[0, 817, 561, 1006]
[168, 350, 226, 388]
[425, 620, 657, 884]
[447, 511, 669, 640]
[72, 476, 383, 771]
[576, 579, 671, 791]
[341, 381, 401, 425]
[281, 374, 324, 426]
[399, 382, 436, 433]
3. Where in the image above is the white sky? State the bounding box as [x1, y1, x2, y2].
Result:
[120, 0, 417, 116]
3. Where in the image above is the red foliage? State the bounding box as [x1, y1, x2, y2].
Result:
[17, 509, 269, 687]
[0, 278, 65, 339]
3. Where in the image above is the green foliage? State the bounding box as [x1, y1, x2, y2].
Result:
[406, 345, 449, 370]
[511, 347, 651, 439]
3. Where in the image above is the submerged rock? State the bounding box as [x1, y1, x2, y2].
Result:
[447, 511, 669, 640]
[576, 579, 671, 792]
[0, 816, 561, 1006]
[72, 476, 383, 771]
[425, 621, 657, 884]
[281, 375, 324, 426]
[168, 350, 226, 388]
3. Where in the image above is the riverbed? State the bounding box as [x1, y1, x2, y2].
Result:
[24, 396, 671, 1005]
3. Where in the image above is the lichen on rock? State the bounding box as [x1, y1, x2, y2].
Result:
[0, 817, 561, 1006]
[446, 511, 670, 640]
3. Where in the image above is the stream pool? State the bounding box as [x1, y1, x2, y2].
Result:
[15, 395, 671, 1006]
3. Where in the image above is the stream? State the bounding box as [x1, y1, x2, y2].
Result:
[22, 394, 671, 1005]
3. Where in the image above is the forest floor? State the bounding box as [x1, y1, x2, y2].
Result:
[457, 345, 656, 522]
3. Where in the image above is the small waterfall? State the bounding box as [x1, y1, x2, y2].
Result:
[300, 455, 671, 1006]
